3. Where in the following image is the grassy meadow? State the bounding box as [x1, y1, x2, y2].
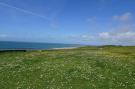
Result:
[0, 46, 135, 89]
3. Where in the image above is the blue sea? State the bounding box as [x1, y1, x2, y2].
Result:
[0, 41, 79, 50]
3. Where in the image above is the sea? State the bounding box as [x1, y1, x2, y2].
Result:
[0, 41, 80, 50]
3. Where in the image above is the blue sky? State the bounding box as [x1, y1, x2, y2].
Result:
[0, 0, 135, 45]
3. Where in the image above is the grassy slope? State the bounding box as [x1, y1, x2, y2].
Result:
[0, 46, 135, 89]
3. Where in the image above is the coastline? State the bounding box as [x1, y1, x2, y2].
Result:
[50, 47, 79, 50]
[0, 46, 80, 52]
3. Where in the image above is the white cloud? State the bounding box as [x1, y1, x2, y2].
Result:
[113, 12, 132, 22]
[98, 31, 135, 42]
[113, 31, 135, 42]
[99, 32, 110, 40]
[84, 12, 135, 44]
[66, 12, 135, 44]
[97, 12, 135, 43]
[80, 35, 94, 41]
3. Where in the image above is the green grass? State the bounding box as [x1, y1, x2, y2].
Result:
[0, 46, 135, 89]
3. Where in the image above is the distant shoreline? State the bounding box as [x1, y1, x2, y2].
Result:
[0, 41, 81, 51]
[0, 46, 80, 52]
[50, 47, 79, 50]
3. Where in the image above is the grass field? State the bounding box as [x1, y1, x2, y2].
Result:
[0, 46, 135, 89]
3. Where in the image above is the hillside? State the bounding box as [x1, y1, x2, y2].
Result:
[0, 46, 135, 89]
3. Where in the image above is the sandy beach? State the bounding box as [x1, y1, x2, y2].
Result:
[51, 47, 79, 50]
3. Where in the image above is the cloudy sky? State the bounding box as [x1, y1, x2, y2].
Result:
[0, 0, 135, 45]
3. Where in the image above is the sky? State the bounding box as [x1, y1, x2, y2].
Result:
[0, 0, 135, 45]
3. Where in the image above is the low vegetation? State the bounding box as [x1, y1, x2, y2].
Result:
[0, 46, 135, 89]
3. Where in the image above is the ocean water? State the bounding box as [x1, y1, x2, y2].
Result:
[0, 41, 79, 50]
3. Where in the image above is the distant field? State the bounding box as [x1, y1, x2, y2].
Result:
[0, 46, 135, 89]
